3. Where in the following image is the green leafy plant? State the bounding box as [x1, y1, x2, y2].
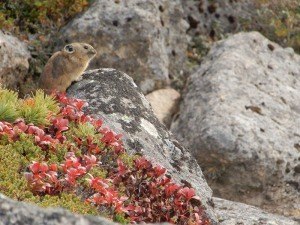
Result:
[0, 88, 18, 122]
[18, 90, 60, 125]
[0, 88, 60, 126]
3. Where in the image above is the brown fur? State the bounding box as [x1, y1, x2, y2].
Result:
[39, 43, 96, 94]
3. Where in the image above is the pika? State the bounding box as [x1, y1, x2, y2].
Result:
[39, 43, 97, 94]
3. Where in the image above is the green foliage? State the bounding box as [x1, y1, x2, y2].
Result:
[0, 0, 89, 33]
[33, 193, 100, 216]
[0, 87, 60, 126]
[35, 90, 60, 113]
[11, 134, 46, 162]
[0, 137, 100, 216]
[69, 122, 97, 139]
[114, 213, 130, 224]
[0, 145, 32, 200]
[66, 122, 105, 150]
[89, 167, 108, 179]
[245, 0, 300, 52]
[0, 90, 210, 224]
[48, 143, 70, 163]
[119, 153, 139, 169]
[18, 90, 60, 126]
[187, 35, 210, 66]
[0, 88, 18, 122]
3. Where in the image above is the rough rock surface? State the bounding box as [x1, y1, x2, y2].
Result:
[0, 194, 169, 225]
[146, 88, 180, 127]
[0, 31, 30, 90]
[67, 68, 217, 224]
[214, 197, 299, 225]
[182, 0, 253, 39]
[59, 0, 188, 94]
[171, 32, 300, 218]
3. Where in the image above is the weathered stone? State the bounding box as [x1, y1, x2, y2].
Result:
[67, 68, 217, 224]
[0, 194, 170, 225]
[182, 0, 253, 39]
[146, 88, 180, 127]
[171, 32, 300, 218]
[214, 197, 299, 225]
[59, 0, 188, 94]
[0, 31, 30, 90]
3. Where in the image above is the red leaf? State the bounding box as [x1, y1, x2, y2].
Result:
[178, 187, 196, 201]
[165, 183, 180, 197]
[135, 157, 151, 170]
[29, 162, 41, 174]
[153, 165, 166, 177]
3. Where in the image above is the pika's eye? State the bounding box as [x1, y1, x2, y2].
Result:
[84, 45, 88, 50]
[65, 45, 74, 53]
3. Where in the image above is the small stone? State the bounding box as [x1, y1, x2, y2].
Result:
[146, 88, 180, 127]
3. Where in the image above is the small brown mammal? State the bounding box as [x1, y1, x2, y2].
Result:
[39, 43, 96, 94]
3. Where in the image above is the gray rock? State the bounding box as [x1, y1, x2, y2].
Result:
[171, 32, 300, 218]
[214, 197, 299, 225]
[0, 194, 170, 225]
[0, 31, 31, 90]
[182, 0, 253, 39]
[67, 68, 217, 224]
[59, 0, 188, 94]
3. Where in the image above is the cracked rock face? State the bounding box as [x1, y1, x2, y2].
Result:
[171, 32, 300, 218]
[0, 31, 30, 90]
[67, 68, 217, 224]
[59, 0, 188, 94]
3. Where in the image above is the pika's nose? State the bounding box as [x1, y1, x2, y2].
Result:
[89, 48, 97, 55]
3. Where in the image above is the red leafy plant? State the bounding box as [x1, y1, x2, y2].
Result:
[0, 92, 210, 225]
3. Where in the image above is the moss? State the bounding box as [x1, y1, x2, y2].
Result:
[68, 122, 97, 140]
[119, 153, 139, 169]
[187, 35, 210, 66]
[114, 213, 130, 224]
[11, 134, 46, 162]
[66, 122, 106, 152]
[0, 145, 32, 201]
[0, 141, 100, 216]
[33, 193, 100, 216]
[88, 167, 108, 179]
[48, 143, 70, 163]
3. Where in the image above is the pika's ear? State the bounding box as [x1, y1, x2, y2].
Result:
[64, 44, 74, 53]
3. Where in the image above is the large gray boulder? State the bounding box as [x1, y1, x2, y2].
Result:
[59, 0, 188, 94]
[0, 31, 30, 90]
[67, 68, 217, 224]
[171, 32, 300, 218]
[0, 194, 169, 225]
[214, 197, 299, 225]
